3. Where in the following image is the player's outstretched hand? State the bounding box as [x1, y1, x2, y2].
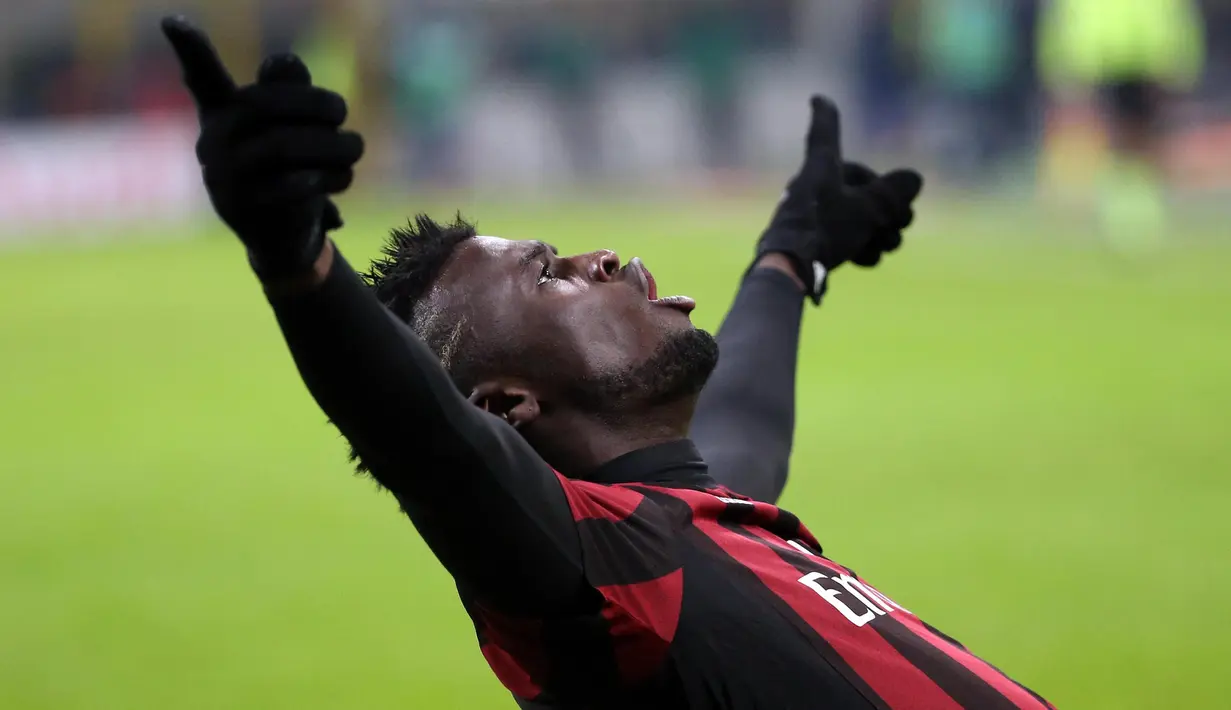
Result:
[839, 160, 922, 268]
[756, 96, 923, 303]
[161, 16, 364, 280]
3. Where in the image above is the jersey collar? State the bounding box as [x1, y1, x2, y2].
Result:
[585, 439, 716, 488]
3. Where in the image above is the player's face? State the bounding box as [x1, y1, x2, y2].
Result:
[432, 236, 717, 407]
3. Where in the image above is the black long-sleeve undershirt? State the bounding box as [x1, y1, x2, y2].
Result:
[691, 268, 804, 504]
[268, 247, 590, 617]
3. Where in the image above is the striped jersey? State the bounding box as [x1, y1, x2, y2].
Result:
[462, 442, 1052, 710]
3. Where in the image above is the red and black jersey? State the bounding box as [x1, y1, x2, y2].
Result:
[466, 442, 1052, 710]
[270, 256, 1051, 710]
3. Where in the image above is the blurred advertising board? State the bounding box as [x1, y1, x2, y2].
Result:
[0, 116, 204, 242]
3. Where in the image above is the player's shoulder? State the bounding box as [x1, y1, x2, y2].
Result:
[551, 473, 670, 525]
[553, 473, 784, 531]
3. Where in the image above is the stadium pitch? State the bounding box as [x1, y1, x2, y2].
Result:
[1, 195, 1228, 709]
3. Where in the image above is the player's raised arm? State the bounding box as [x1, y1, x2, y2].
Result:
[162, 17, 589, 617]
[692, 98, 924, 503]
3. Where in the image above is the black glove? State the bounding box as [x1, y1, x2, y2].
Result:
[840, 161, 921, 268]
[161, 16, 364, 280]
[756, 96, 923, 303]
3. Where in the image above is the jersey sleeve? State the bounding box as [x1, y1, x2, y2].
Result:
[467, 478, 684, 699]
[691, 267, 804, 503]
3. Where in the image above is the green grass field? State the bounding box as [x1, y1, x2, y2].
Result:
[2, 194, 1228, 709]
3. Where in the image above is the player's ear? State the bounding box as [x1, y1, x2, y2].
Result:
[468, 382, 541, 430]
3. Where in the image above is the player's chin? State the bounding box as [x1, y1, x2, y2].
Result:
[649, 312, 706, 353]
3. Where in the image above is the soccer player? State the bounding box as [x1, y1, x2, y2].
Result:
[1038, 0, 1206, 250]
[163, 17, 1053, 709]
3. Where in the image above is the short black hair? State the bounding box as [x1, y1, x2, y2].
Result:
[349, 213, 479, 474]
[362, 213, 477, 329]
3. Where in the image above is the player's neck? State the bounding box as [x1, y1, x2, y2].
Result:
[526, 399, 696, 479]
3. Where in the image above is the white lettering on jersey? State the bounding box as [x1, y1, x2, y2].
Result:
[797, 571, 911, 626]
[799, 572, 877, 627]
[832, 574, 889, 616]
[857, 579, 910, 614]
[739, 520, 912, 626]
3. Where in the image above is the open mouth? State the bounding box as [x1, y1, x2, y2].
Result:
[629, 257, 697, 314]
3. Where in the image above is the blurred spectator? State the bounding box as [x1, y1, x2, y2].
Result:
[5, 38, 73, 119]
[295, 9, 359, 108]
[1038, 0, 1207, 248]
[1002, 0, 1045, 170]
[853, 0, 918, 157]
[126, 31, 194, 119]
[389, 9, 473, 186]
[525, 18, 603, 180]
[45, 60, 113, 117]
[0, 0, 1225, 197]
[128, 59, 192, 118]
[918, 0, 1018, 184]
[674, 2, 745, 173]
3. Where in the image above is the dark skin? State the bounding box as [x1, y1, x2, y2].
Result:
[290, 240, 800, 476]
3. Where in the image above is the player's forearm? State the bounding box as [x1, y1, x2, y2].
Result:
[264, 242, 481, 474]
[264, 243, 588, 614]
[691, 267, 803, 503]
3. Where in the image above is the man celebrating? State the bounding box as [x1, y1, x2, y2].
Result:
[162, 17, 1051, 709]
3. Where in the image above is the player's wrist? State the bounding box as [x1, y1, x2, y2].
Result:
[748, 248, 827, 305]
[260, 238, 335, 298]
[753, 253, 807, 292]
[247, 213, 329, 279]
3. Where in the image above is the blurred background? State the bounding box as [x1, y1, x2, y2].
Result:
[1, 1, 1228, 709]
[2, 0, 1231, 226]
